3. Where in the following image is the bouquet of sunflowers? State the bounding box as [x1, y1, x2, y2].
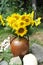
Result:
[6, 11, 41, 37]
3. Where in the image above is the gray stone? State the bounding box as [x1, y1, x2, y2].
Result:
[31, 43, 43, 63]
[9, 56, 22, 65]
[0, 60, 8, 65]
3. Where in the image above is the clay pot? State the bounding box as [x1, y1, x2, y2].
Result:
[10, 37, 29, 58]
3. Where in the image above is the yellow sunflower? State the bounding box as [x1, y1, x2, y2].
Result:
[6, 16, 16, 22]
[35, 17, 41, 26]
[27, 11, 35, 26]
[6, 16, 16, 27]
[1, 19, 5, 26]
[17, 19, 26, 27]
[0, 15, 5, 26]
[21, 13, 27, 21]
[11, 13, 21, 20]
[30, 11, 34, 19]
[15, 27, 27, 37]
[30, 19, 35, 26]
[12, 22, 19, 30]
[21, 14, 31, 26]
[0, 15, 2, 20]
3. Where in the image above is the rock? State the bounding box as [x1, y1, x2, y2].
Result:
[9, 56, 22, 65]
[0, 60, 8, 65]
[23, 53, 38, 65]
[31, 43, 43, 63]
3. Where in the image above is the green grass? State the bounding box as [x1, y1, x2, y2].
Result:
[0, 49, 13, 63]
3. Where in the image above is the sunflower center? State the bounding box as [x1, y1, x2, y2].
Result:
[21, 16, 25, 20]
[18, 28, 24, 33]
[15, 16, 19, 19]
[20, 22, 24, 25]
[25, 19, 29, 22]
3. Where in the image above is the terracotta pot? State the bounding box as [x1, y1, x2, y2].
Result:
[10, 37, 29, 58]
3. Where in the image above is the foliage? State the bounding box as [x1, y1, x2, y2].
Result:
[36, 0, 43, 17]
[0, 0, 32, 17]
[0, 0, 43, 18]
[0, 48, 13, 63]
[0, 27, 13, 43]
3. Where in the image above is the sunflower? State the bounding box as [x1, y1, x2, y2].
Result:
[17, 19, 26, 27]
[30, 19, 35, 26]
[6, 16, 16, 22]
[24, 16, 31, 26]
[21, 14, 31, 26]
[12, 22, 19, 30]
[21, 13, 27, 21]
[0, 15, 5, 26]
[0, 15, 2, 20]
[28, 12, 35, 25]
[6, 16, 16, 27]
[15, 27, 27, 37]
[27, 11, 35, 26]
[35, 17, 41, 26]
[11, 13, 21, 20]
[30, 11, 34, 19]
[1, 19, 5, 26]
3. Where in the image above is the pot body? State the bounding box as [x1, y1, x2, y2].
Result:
[10, 37, 29, 57]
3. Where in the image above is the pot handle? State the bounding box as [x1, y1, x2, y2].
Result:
[10, 36, 16, 44]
